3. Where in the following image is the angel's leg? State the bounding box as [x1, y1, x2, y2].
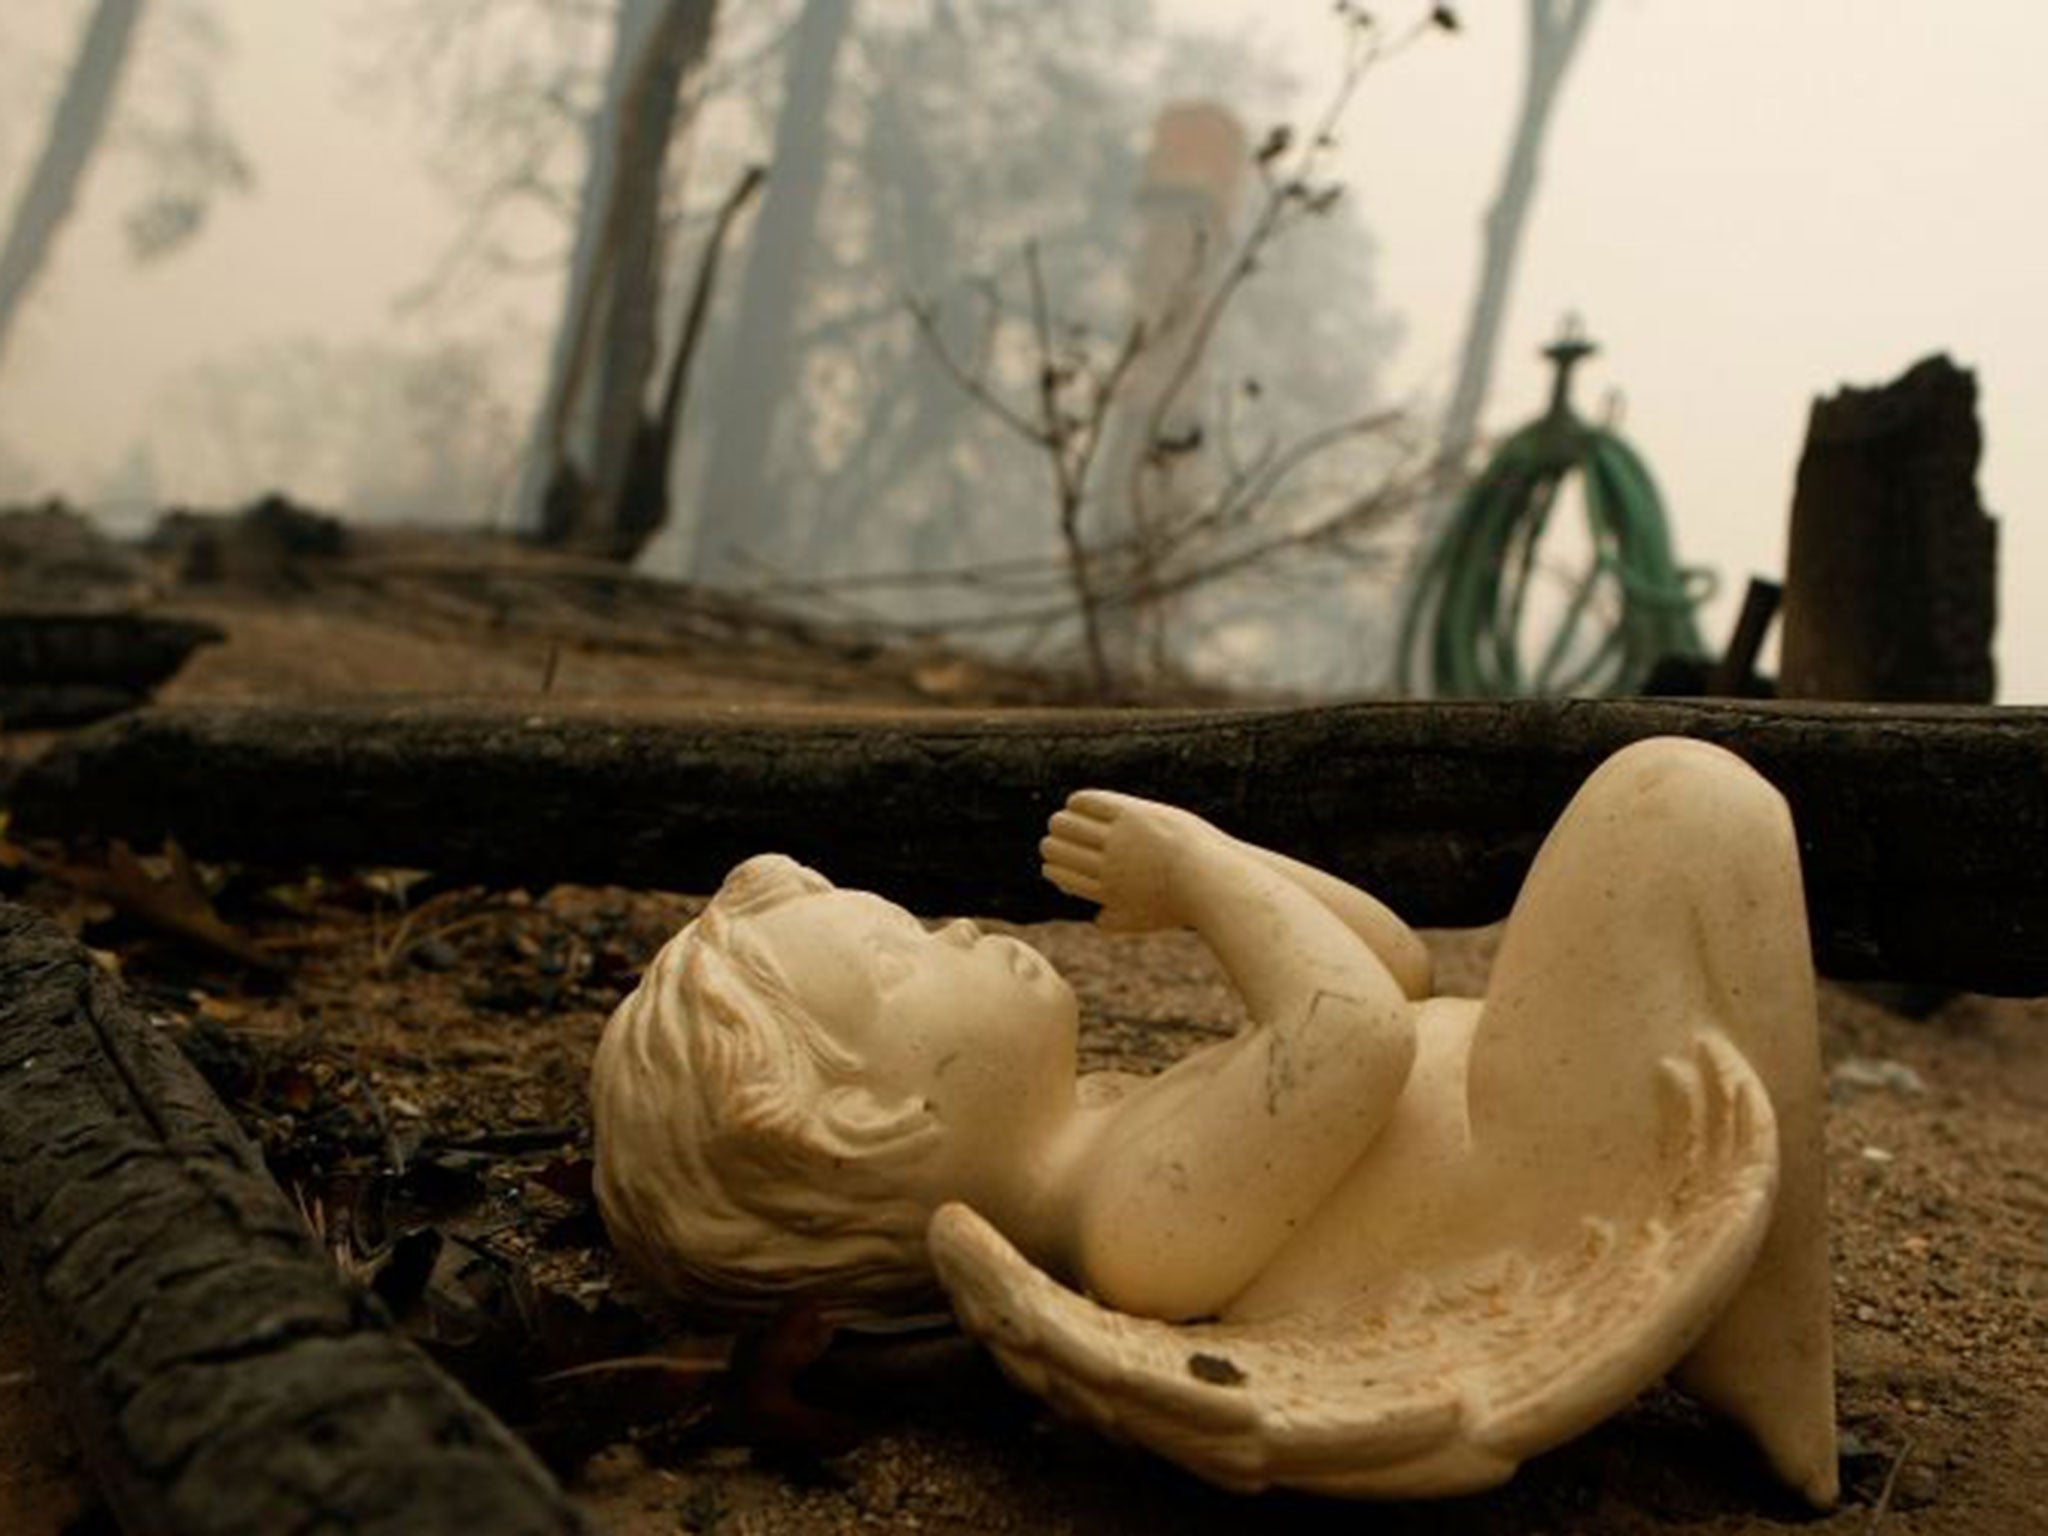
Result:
[1468, 736, 1836, 1504]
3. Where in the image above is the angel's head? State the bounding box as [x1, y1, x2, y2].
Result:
[591, 853, 1079, 1315]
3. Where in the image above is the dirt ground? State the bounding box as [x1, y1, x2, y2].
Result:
[2, 516, 2044, 1534]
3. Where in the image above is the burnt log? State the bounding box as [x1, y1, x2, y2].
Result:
[11, 696, 2048, 994]
[0, 902, 589, 1535]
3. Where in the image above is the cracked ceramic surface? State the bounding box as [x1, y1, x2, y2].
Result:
[591, 737, 1836, 1505]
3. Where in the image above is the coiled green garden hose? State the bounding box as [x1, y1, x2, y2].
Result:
[1398, 333, 1713, 698]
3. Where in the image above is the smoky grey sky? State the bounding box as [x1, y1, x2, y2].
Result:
[2, 1, 2042, 697]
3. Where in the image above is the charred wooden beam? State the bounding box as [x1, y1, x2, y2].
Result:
[12, 695, 2048, 993]
[0, 902, 589, 1535]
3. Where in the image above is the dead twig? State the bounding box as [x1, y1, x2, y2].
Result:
[370, 887, 495, 975]
[894, 7, 1439, 692]
[905, 295, 1045, 448]
[535, 1347, 727, 1387]
[353, 1068, 409, 1176]
[426, 1125, 581, 1156]
[1025, 241, 1146, 697]
[1865, 1436, 1914, 1534]
[1128, 9, 1432, 501]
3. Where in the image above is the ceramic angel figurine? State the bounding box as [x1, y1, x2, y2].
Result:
[591, 737, 1837, 1506]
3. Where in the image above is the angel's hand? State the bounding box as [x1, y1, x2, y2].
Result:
[1039, 789, 1227, 932]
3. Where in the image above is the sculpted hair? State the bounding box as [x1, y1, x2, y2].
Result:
[591, 855, 944, 1315]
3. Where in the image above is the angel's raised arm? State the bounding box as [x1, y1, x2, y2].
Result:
[1042, 791, 1417, 1320]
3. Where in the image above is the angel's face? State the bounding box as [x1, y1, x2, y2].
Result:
[748, 891, 1080, 1182]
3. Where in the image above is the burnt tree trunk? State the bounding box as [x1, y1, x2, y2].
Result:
[0, 0, 145, 374]
[13, 696, 2048, 994]
[1779, 354, 1998, 703]
[687, 0, 852, 585]
[0, 902, 589, 1535]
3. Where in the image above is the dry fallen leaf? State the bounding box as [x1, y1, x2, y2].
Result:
[1, 833, 279, 971]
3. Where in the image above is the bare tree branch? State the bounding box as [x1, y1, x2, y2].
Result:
[905, 296, 1046, 447]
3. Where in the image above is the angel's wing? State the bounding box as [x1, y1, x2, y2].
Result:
[929, 1034, 1779, 1499]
